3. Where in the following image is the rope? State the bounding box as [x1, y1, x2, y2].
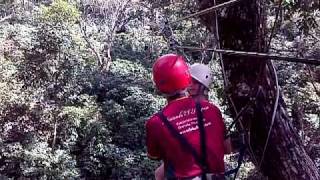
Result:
[170, 0, 243, 24]
[213, 0, 258, 176]
[211, 0, 259, 169]
[212, 0, 228, 87]
[211, 0, 245, 138]
[226, 103, 251, 133]
[175, 46, 320, 65]
[258, 0, 282, 168]
[259, 61, 280, 168]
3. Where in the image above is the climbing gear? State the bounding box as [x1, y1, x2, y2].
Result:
[153, 54, 191, 94]
[196, 100, 209, 180]
[157, 100, 218, 180]
[223, 105, 249, 180]
[157, 100, 247, 180]
[157, 100, 209, 179]
[190, 63, 212, 88]
[224, 133, 246, 180]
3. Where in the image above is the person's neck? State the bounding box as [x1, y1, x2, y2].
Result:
[191, 94, 207, 101]
[166, 93, 188, 103]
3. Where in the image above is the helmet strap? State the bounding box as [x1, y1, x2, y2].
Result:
[203, 88, 209, 99]
[196, 84, 203, 96]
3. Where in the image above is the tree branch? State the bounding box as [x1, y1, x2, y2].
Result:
[79, 20, 103, 66]
[0, 15, 13, 23]
[52, 117, 57, 149]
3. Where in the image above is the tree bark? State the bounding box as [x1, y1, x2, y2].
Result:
[197, 0, 320, 179]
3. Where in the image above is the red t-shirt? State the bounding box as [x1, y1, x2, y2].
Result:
[146, 97, 226, 178]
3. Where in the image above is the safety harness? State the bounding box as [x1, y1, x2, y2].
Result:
[224, 139, 246, 179]
[157, 100, 246, 180]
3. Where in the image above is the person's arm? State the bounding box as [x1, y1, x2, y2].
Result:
[146, 118, 162, 160]
[155, 163, 165, 180]
[212, 104, 233, 154]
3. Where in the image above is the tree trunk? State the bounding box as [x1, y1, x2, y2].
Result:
[100, 43, 112, 72]
[197, 0, 320, 179]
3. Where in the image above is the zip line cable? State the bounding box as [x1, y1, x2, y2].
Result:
[176, 46, 320, 65]
[163, 0, 320, 66]
[259, 61, 280, 168]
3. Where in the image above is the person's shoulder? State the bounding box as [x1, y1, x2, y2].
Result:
[199, 100, 221, 113]
[146, 113, 161, 127]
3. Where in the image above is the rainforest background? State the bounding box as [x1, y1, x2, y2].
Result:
[0, 0, 319, 179]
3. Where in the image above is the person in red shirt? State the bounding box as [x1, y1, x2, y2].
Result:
[154, 63, 232, 180]
[146, 54, 228, 179]
[188, 63, 232, 155]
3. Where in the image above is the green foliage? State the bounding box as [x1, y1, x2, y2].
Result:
[22, 142, 80, 179]
[0, 0, 319, 179]
[40, 0, 80, 24]
[282, 0, 319, 35]
[62, 95, 100, 127]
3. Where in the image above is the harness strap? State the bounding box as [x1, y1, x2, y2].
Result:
[157, 111, 205, 170]
[157, 100, 208, 179]
[224, 145, 246, 179]
[158, 100, 246, 180]
[195, 101, 208, 180]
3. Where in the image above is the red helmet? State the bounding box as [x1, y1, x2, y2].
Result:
[152, 54, 191, 94]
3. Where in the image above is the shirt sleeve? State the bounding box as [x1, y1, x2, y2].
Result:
[208, 103, 231, 154]
[146, 117, 162, 160]
[208, 103, 226, 135]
